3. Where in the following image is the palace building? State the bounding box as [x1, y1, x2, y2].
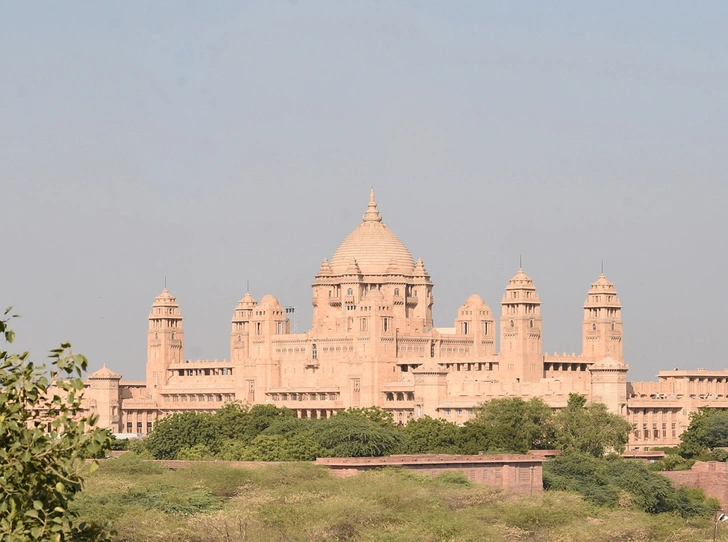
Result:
[81, 190, 728, 450]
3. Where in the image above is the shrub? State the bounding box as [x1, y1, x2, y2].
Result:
[0, 312, 111, 541]
[543, 454, 716, 517]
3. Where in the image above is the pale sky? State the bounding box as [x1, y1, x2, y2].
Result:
[2, 1, 727, 382]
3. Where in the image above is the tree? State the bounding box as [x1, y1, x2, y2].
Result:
[553, 393, 631, 457]
[339, 406, 396, 429]
[316, 414, 403, 457]
[704, 413, 728, 449]
[459, 397, 555, 454]
[142, 411, 217, 459]
[399, 416, 461, 454]
[0, 310, 110, 541]
[677, 407, 728, 457]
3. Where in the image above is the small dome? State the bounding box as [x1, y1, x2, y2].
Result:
[330, 190, 415, 276]
[363, 287, 385, 300]
[465, 294, 485, 306]
[259, 294, 280, 307]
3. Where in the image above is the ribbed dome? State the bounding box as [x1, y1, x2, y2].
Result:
[330, 190, 415, 275]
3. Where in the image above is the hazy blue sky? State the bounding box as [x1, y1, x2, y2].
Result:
[2, 1, 727, 381]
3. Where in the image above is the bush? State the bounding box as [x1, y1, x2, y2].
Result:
[544, 454, 717, 517]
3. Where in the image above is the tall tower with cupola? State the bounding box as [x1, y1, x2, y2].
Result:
[231, 291, 256, 362]
[499, 268, 543, 382]
[146, 288, 184, 399]
[582, 273, 623, 362]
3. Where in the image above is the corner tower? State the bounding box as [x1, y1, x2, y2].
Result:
[582, 273, 623, 362]
[499, 268, 543, 382]
[146, 288, 184, 399]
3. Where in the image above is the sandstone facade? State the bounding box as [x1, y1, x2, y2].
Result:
[80, 191, 724, 450]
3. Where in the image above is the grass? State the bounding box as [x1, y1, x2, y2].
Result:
[73, 454, 725, 542]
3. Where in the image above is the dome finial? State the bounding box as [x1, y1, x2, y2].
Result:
[363, 188, 382, 223]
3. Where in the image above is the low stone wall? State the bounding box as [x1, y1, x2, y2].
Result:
[315, 454, 543, 496]
[662, 462, 728, 507]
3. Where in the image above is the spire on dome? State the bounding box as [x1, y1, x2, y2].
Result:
[238, 291, 257, 308]
[316, 258, 333, 276]
[413, 258, 429, 276]
[386, 258, 401, 274]
[344, 258, 362, 276]
[362, 188, 383, 223]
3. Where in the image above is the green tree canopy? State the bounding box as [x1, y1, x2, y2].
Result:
[0, 310, 110, 541]
[399, 415, 461, 454]
[458, 397, 555, 454]
[553, 393, 631, 457]
[316, 413, 402, 457]
[677, 407, 728, 457]
[143, 411, 217, 460]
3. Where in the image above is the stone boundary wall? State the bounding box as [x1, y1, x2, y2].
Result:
[661, 462, 728, 507]
[315, 454, 543, 495]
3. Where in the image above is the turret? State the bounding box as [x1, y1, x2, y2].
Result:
[146, 287, 184, 399]
[499, 268, 543, 382]
[231, 291, 256, 362]
[582, 273, 623, 362]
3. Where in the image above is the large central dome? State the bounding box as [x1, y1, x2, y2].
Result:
[329, 190, 415, 276]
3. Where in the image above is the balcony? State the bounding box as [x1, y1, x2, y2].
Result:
[406, 296, 418, 307]
[328, 296, 341, 307]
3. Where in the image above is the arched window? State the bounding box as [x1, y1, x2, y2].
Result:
[592, 323, 597, 331]
[611, 323, 615, 331]
[394, 288, 400, 296]
[347, 288, 353, 296]
[529, 320, 534, 328]
[510, 320, 514, 328]
[154, 333, 158, 339]
[312, 344, 317, 360]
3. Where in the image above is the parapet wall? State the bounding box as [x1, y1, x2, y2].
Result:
[315, 454, 543, 495]
[661, 462, 728, 507]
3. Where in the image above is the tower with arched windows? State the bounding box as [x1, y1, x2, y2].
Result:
[499, 268, 543, 382]
[582, 273, 623, 362]
[146, 287, 184, 399]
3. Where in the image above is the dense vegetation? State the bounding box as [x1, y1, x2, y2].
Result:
[133, 393, 631, 461]
[543, 453, 718, 517]
[73, 454, 723, 542]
